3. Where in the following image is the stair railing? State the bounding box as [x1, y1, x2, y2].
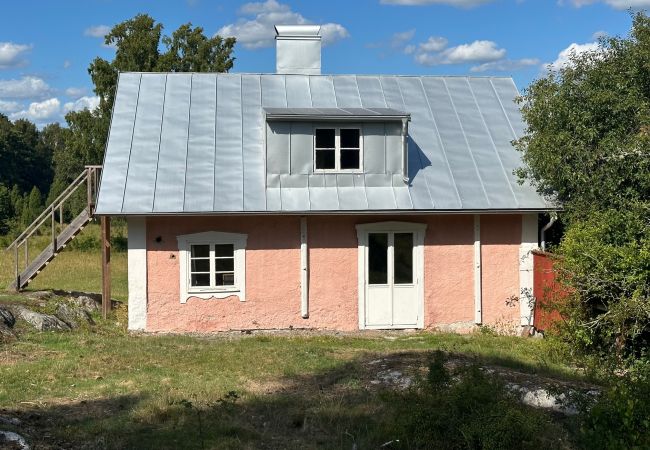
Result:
[5, 165, 102, 290]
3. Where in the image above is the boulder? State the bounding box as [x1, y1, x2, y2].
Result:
[11, 306, 70, 332]
[51, 290, 122, 312]
[0, 323, 15, 339]
[67, 295, 101, 313]
[25, 291, 53, 300]
[55, 303, 94, 329]
[0, 307, 15, 328]
[0, 430, 30, 449]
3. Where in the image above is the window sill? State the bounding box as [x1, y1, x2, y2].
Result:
[182, 288, 244, 303]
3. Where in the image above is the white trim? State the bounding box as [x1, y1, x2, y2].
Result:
[474, 214, 482, 325]
[313, 126, 364, 173]
[300, 217, 309, 318]
[519, 214, 538, 326]
[127, 217, 147, 331]
[355, 221, 427, 330]
[177, 231, 247, 303]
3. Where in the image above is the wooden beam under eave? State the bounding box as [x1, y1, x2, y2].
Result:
[101, 216, 111, 319]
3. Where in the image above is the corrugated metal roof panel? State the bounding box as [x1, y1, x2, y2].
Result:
[96, 73, 552, 215]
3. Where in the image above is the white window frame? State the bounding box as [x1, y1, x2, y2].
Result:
[177, 231, 247, 303]
[313, 126, 363, 173]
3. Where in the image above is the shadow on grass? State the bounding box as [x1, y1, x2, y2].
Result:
[5, 350, 575, 450]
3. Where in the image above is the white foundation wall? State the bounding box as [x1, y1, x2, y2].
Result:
[127, 217, 147, 331]
[519, 214, 538, 326]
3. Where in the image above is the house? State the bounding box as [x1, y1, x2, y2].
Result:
[94, 25, 553, 333]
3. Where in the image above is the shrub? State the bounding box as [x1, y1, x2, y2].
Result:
[578, 361, 650, 450]
[384, 353, 566, 449]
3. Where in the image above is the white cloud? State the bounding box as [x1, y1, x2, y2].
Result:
[547, 42, 599, 71]
[470, 58, 540, 72]
[0, 99, 21, 113]
[84, 25, 111, 38]
[443, 40, 506, 63]
[0, 76, 51, 99]
[380, 0, 495, 7]
[564, 0, 650, 8]
[10, 97, 61, 122]
[63, 60, 72, 69]
[415, 39, 506, 66]
[217, 0, 349, 49]
[65, 87, 87, 97]
[0, 42, 31, 69]
[418, 36, 448, 52]
[390, 29, 416, 49]
[63, 95, 100, 113]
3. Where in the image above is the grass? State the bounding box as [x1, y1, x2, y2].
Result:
[1, 222, 128, 300]
[0, 239, 589, 448]
[0, 289, 588, 449]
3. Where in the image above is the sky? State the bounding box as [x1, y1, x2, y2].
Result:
[0, 0, 642, 126]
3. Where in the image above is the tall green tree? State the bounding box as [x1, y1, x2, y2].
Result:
[0, 114, 53, 195]
[516, 13, 650, 364]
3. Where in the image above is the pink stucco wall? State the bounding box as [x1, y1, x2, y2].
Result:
[144, 214, 522, 333]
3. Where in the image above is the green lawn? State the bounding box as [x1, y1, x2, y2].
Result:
[0, 239, 588, 449]
[0, 290, 586, 449]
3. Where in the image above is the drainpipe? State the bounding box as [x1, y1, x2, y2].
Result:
[300, 216, 309, 318]
[401, 118, 409, 183]
[540, 214, 557, 251]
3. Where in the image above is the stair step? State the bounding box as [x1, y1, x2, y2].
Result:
[10, 208, 93, 290]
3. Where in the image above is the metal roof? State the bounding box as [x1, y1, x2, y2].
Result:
[95, 73, 551, 215]
[264, 107, 410, 121]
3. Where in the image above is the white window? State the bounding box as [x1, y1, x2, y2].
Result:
[177, 231, 247, 303]
[314, 127, 362, 172]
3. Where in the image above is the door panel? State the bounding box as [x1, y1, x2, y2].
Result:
[366, 233, 391, 326]
[367, 285, 392, 326]
[392, 285, 418, 326]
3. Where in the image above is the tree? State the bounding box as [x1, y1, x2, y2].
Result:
[55, 14, 237, 189]
[516, 13, 650, 364]
[0, 114, 53, 195]
[20, 186, 42, 227]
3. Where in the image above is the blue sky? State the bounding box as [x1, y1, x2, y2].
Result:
[0, 0, 640, 126]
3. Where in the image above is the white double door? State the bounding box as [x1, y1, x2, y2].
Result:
[358, 223, 425, 329]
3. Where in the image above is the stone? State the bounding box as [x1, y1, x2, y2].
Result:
[67, 295, 100, 313]
[0, 307, 15, 328]
[55, 303, 94, 329]
[65, 292, 121, 312]
[0, 416, 21, 427]
[0, 430, 30, 449]
[25, 291, 53, 300]
[0, 323, 15, 339]
[11, 306, 71, 332]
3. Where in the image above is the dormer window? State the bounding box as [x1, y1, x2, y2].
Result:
[314, 128, 362, 172]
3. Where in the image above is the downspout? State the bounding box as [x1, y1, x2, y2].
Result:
[300, 216, 309, 318]
[401, 118, 409, 183]
[540, 214, 557, 251]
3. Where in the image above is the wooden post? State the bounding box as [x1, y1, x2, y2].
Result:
[101, 216, 111, 319]
[86, 168, 92, 213]
[14, 244, 19, 292]
[51, 206, 57, 251]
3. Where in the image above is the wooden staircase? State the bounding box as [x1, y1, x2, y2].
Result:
[6, 166, 102, 290]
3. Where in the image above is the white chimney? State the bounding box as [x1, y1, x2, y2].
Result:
[275, 25, 321, 75]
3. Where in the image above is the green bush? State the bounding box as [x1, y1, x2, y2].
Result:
[556, 205, 650, 365]
[579, 362, 650, 449]
[384, 353, 566, 449]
